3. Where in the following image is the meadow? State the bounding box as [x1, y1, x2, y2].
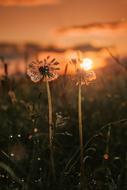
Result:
[0, 57, 127, 190]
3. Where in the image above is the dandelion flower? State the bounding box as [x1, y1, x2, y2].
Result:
[76, 69, 96, 86]
[27, 56, 59, 180]
[27, 56, 60, 83]
[70, 53, 96, 86]
[70, 51, 96, 188]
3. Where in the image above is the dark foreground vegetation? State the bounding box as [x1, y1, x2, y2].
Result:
[0, 60, 127, 190]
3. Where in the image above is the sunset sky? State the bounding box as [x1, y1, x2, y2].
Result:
[0, 0, 127, 73]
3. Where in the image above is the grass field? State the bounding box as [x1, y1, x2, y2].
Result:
[0, 58, 127, 190]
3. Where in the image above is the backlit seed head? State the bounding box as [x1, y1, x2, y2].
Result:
[27, 56, 60, 83]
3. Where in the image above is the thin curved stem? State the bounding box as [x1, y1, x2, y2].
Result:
[62, 119, 127, 175]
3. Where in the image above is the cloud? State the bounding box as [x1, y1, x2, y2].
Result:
[0, 43, 104, 60]
[72, 44, 105, 52]
[19, 43, 106, 54]
[25, 43, 66, 53]
[57, 21, 127, 35]
[39, 44, 104, 53]
[0, 0, 59, 6]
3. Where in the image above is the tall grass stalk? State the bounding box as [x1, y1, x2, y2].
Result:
[46, 80, 56, 182]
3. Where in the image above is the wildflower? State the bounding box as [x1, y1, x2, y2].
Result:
[70, 52, 96, 86]
[71, 51, 97, 188]
[76, 69, 96, 86]
[27, 56, 59, 180]
[27, 56, 60, 83]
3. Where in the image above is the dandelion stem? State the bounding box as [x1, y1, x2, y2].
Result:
[46, 80, 56, 182]
[78, 83, 84, 189]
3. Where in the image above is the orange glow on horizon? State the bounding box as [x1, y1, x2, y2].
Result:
[0, 50, 111, 77]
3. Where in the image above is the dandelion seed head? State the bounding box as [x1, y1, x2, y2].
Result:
[72, 52, 96, 86]
[27, 56, 60, 83]
[39, 66, 49, 75]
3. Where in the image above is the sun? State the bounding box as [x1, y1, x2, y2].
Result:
[80, 58, 93, 71]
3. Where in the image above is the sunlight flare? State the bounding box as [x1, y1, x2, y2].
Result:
[80, 58, 93, 71]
